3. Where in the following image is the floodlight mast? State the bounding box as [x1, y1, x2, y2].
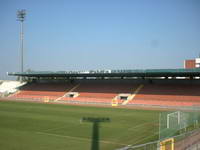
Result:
[17, 9, 26, 79]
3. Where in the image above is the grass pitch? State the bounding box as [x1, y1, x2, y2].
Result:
[0, 101, 160, 150]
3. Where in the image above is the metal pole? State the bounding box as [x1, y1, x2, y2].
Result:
[20, 21, 24, 73]
[17, 10, 26, 81]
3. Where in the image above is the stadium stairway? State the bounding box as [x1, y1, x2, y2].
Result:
[54, 84, 80, 101]
[59, 82, 139, 105]
[121, 84, 144, 105]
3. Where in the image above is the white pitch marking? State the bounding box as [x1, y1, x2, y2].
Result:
[36, 131, 127, 146]
[127, 121, 157, 131]
[42, 126, 67, 132]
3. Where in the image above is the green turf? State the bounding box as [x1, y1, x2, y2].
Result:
[0, 101, 160, 150]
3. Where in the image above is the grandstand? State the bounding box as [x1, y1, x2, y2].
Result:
[6, 68, 200, 108]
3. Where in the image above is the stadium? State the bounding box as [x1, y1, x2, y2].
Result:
[1, 1, 200, 150]
[1, 66, 200, 150]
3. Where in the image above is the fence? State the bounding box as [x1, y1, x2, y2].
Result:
[117, 110, 200, 150]
[117, 128, 200, 150]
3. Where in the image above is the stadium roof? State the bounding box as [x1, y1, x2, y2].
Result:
[8, 68, 200, 78]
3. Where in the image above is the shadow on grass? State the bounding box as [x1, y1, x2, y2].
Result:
[81, 117, 110, 150]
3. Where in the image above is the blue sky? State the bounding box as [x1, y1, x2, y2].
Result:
[0, 0, 200, 79]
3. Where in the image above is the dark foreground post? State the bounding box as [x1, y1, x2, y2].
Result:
[81, 117, 110, 150]
[91, 121, 99, 150]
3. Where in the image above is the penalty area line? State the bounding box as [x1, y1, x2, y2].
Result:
[36, 131, 127, 146]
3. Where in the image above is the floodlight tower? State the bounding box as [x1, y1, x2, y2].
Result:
[17, 9, 26, 74]
[81, 117, 110, 150]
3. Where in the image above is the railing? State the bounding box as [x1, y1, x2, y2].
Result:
[116, 128, 200, 150]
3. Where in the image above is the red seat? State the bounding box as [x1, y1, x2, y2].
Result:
[130, 84, 200, 106]
[10, 82, 74, 100]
